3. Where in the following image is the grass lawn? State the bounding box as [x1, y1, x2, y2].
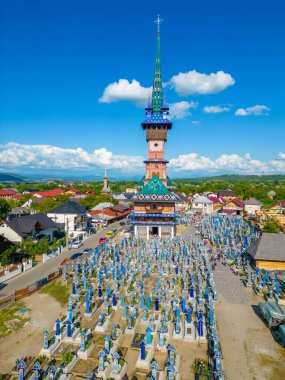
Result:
[0, 302, 30, 338]
[40, 280, 70, 307]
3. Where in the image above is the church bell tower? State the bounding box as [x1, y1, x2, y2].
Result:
[141, 15, 172, 186]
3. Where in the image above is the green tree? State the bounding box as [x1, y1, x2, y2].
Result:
[36, 238, 50, 255]
[262, 219, 280, 233]
[0, 199, 11, 220]
[0, 245, 16, 267]
[20, 240, 38, 260]
[19, 193, 32, 204]
[20, 237, 50, 259]
[79, 194, 114, 210]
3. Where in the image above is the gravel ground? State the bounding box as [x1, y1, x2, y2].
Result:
[214, 261, 285, 380]
[0, 292, 65, 373]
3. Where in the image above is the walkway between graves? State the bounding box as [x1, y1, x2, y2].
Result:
[214, 261, 249, 304]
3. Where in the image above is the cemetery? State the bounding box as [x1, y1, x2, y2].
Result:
[1, 215, 285, 379]
[6, 220, 224, 379]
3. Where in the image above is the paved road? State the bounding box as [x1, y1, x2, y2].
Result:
[0, 220, 124, 298]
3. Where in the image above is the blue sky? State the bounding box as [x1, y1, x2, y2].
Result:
[0, 0, 285, 177]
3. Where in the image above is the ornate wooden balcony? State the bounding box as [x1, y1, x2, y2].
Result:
[146, 207, 162, 213]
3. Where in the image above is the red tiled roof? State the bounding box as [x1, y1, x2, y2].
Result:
[65, 188, 80, 194]
[223, 198, 244, 208]
[89, 208, 131, 218]
[89, 209, 116, 217]
[35, 188, 64, 197]
[0, 190, 15, 196]
[232, 198, 245, 207]
[110, 204, 130, 213]
[271, 200, 285, 208]
[12, 194, 21, 200]
[176, 192, 189, 203]
[208, 196, 223, 204]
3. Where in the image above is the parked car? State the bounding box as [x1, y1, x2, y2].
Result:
[71, 240, 83, 249]
[83, 248, 92, 255]
[106, 230, 114, 237]
[70, 252, 83, 260]
[99, 237, 107, 244]
[120, 221, 126, 226]
[112, 228, 117, 233]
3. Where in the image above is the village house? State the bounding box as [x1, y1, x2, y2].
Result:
[125, 187, 139, 194]
[204, 192, 218, 198]
[268, 200, 285, 214]
[91, 202, 114, 212]
[33, 188, 65, 198]
[217, 189, 237, 201]
[47, 201, 88, 239]
[0, 213, 59, 244]
[22, 188, 39, 194]
[267, 190, 276, 199]
[248, 233, 285, 271]
[256, 200, 285, 232]
[191, 195, 213, 215]
[175, 192, 190, 212]
[89, 203, 131, 225]
[208, 196, 224, 213]
[113, 193, 129, 203]
[69, 194, 87, 204]
[222, 198, 244, 215]
[7, 207, 30, 220]
[64, 188, 80, 196]
[0, 190, 16, 199]
[244, 198, 262, 215]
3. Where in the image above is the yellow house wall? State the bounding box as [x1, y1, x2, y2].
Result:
[256, 260, 285, 271]
[269, 205, 285, 212]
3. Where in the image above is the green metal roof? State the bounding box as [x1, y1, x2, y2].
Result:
[138, 175, 172, 196]
[151, 31, 163, 113]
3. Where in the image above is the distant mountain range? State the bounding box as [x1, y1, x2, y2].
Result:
[0, 173, 28, 183]
[174, 174, 285, 182]
[1, 172, 285, 183]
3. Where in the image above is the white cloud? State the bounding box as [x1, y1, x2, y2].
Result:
[203, 105, 230, 114]
[169, 152, 285, 174]
[245, 152, 251, 160]
[169, 70, 235, 96]
[169, 101, 198, 119]
[0, 142, 144, 172]
[235, 105, 270, 116]
[1, 142, 284, 175]
[99, 79, 151, 106]
[191, 120, 200, 125]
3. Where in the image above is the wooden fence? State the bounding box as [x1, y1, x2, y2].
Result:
[1, 268, 62, 307]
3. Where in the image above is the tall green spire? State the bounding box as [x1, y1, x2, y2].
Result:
[152, 15, 163, 113]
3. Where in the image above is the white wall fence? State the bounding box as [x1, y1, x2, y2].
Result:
[0, 259, 32, 284]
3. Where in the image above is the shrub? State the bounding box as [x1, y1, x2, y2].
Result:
[62, 351, 74, 366]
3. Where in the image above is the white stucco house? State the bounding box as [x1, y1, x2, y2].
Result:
[191, 195, 214, 215]
[0, 213, 59, 244]
[244, 198, 262, 215]
[47, 201, 88, 239]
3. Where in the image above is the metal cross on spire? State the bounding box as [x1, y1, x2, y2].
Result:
[154, 14, 163, 35]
